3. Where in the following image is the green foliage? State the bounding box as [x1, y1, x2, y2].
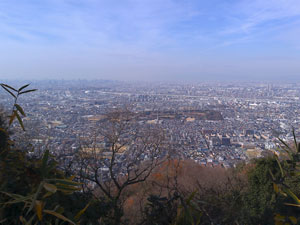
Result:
[271, 130, 300, 224]
[143, 192, 202, 225]
[0, 136, 85, 224]
[52, 193, 112, 225]
[191, 170, 246, 225]
[0, 84, 87, 225]
[0, 83, 36, 131]
[174, 191, 202, 225]
[143, 194, 179, 225]
[241, 157, 282, 224]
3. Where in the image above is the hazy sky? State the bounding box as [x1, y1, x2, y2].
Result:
[1, 0, 300, 81]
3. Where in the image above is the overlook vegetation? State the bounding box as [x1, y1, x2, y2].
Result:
[1, 84, 300, 225]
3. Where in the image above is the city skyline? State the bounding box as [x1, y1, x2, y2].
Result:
[1, 0, 300, 81]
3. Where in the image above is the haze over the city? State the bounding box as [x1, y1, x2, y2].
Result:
[0, 0, 300, 81]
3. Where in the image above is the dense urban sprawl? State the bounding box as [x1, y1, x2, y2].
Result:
[1, 80, 300, 171]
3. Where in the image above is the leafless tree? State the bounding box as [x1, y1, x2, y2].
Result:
[74, 109, 166, 224]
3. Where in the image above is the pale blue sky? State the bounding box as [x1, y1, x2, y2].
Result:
[0, 0, 300, 81]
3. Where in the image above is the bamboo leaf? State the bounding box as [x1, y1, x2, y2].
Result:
[0, 191, 25, 198]
[289, 216, 297, 224]
[274, 183, 279, 193]
[56, 185, 80, 191]
[56, 185, 81, 193]
[1, 85, 17, 99]
[46, 178, 80, 186]
[292, 129, 298, 151]
[44, 210, 75, 225]
[2, 196, 33, 205]
[9, 111, 17, 126]
[20, 89, 37, 95]
[15, 104, 26, 117]
[35, 200, 43, 221]
[43, 183, 57, 193]
[1, 83, 17, 91]
[279, 138, 293, 152]
[0, 192, 33, 205]
[42, 192, 53, 199]
[74, 202, 91, 221]
[27, 182, 43, 215]
[18, 84, 30, 92]
[15, 111, 25, 131]
[285, 203, 300, 207]
[285, 189, 300, 204]
[275, 156, 285, 177]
